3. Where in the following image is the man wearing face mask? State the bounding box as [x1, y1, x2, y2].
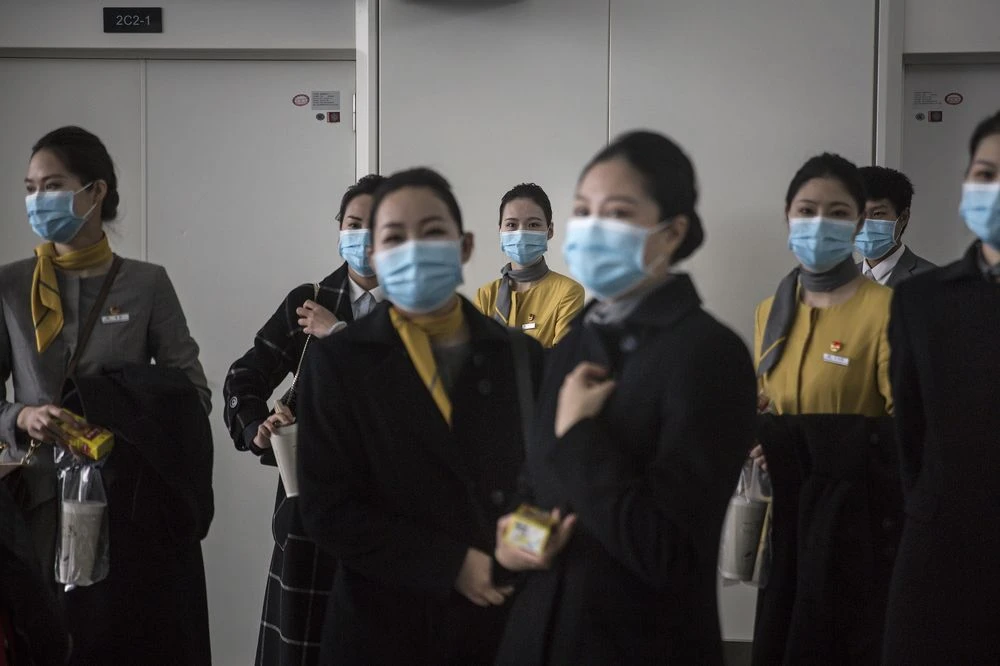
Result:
[223, 174, 385, 666]
[855, 166, 935, 286]
[475, 183, 584, 348]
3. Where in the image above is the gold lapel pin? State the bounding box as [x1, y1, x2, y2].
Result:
[528, 314, 536, 322]
[109, 306, 121, 316]
[830, 340, 843, 353]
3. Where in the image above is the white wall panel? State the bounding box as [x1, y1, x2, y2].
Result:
[610, 0, 876, 346]
[901, 64, 1000, 264]
[904, 0, 1000, 54]
[0, 59, 143, 265]
[378, 0, 610, 296]
[609, 0, 877, 641]
[145, 59, 357, 666]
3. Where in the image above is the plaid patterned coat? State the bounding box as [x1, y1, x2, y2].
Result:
[223, 263, 353, 666]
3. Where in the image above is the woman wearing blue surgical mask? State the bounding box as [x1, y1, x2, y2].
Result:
[882, 110, 1000, 665]
[222, 173, 385, 666]
[295, 168, 544, 665]
[0, 126, 211, 662]
[752, 153, 893, 442]
[475, 183, 584, 347]
[493, 131, 757, 665]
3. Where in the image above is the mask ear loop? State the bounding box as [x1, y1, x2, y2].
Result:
[643, 219, 679, 276]
[75, 181, 100, 222]
[642, 220, 674, 277]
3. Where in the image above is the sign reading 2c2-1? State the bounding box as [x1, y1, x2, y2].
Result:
[103, 7, 163, 33]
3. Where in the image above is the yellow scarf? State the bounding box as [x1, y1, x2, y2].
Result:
[389, 298, 466, 426]
[31, 236, 114, 353]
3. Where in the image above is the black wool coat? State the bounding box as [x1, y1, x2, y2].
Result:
[297, 297, 544, 665]
[496, 276, 757, 666]
[61, 364, 214, 666]
[882, 243, 1000, 665]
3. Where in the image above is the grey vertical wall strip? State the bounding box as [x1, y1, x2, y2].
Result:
[607, 0, 612, 145]
[140, 59, 148, 261]
[872, 0, 881, 165]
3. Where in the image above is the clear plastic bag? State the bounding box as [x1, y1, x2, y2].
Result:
[55, 446, 110, 589]
[719, 458, 772, 587]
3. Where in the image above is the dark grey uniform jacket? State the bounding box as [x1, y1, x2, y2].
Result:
[0, 256, 209, 560]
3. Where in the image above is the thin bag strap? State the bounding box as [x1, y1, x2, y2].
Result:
[507, 329, 535, 445]
[284, 280, 348, 407]
[66, 255, 124, 379]
[286, 283, 320, 399]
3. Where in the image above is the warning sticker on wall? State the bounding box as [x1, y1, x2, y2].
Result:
[312, 91, 341, 111]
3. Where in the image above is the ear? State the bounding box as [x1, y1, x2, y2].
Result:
[897, 208, 910, 235]
[91, 179, 108, 207]
[547, 223, 554, 241]
[460, 232, 475, 264]
[663, 214, 690, 248]
[646, 214, 689, 270]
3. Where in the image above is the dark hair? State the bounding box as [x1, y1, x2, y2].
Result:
[370, 167, 463, 232]
[969, 110, 1000, 159]
[32, 126, 119, 222]
[581, 130, 703, 262]
[858, 166, 914, 215]
[336, 173, 386, 225]
[498, 183, 552, 226]
[785, 153, 865, 215]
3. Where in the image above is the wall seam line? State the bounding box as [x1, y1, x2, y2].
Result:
[140, 59, 148, 262]
[606, 0, 612, 144]
[872, 0, 881, 165]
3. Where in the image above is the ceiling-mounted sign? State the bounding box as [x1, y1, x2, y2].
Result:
[311, 91, 341, 112]
[944, 92, 964, 106]
[103, 7, 163, 33]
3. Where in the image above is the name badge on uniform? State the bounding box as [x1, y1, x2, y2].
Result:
[522, 313, 537, 331]
[101, 306, 129, 325]
[823, 353, 849, 367]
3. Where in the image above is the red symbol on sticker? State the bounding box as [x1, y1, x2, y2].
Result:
[327, 112, 341, 123]
[292, 94, 310, 107]
[929, 110, 943, 123]
[944, 93, 963, 106]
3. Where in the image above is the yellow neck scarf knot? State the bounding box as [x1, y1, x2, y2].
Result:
[389, 297, 466, 425]
[31, 236, 114, 353]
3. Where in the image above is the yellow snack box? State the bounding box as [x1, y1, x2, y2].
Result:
[55, 411, 114, 461]
[503, 504, 557, 556]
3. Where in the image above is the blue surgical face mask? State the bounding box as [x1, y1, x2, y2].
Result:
[854, 218, 899, 260]
[339, 229, 375, 277]
[788, 216, 857, 273]
[960, 182, 1000, 249]
[500, 229, 548, 266]
[563, 217, 662, 300]
[372, 239, 464, 313]
[26, 183, 96, 243]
